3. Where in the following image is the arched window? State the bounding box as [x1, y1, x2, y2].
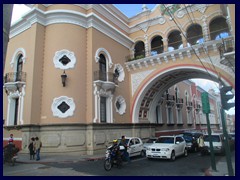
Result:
[151, 36, 163, 55]
[134, 41, 145, 58]
[186, 24, 203, 45]
[99, 54, 107, 81]
[168, 30, 182, 50]
[16, 54, 23, 81]
[209, 17, 230, 40]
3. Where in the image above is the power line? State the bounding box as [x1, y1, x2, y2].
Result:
[162, 4, 222, 88]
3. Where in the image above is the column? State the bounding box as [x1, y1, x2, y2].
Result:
[162, 38, 168, 52]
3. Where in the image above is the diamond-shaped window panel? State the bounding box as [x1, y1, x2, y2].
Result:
[59, 55, 71, 66]
[57, 101, 70, 113]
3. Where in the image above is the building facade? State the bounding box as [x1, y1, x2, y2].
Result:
[3, 4, 235, 154]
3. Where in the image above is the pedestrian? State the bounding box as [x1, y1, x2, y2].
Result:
[197, 135, 205, 154]
[8, 134, 14, 144]
[119, 135, 130, 163]
[28, 137, 35, 160]
[34, 137, 42, 161]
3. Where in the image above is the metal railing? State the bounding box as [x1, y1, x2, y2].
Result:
[4, 72, 26, 83]
[94, 71, 118, 85]
[218, 37, 235, 59]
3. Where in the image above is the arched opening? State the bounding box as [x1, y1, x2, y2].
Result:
[131, 66, 233, 130]
[168, 30, 182, 50]
[134, 41, 145, 58]
[99, 54, 107, 81]
[186, 24, 204, 45]
[151, 35, 163, 55]
[16, 54, 23, 81]
[209, 16, 230, 40]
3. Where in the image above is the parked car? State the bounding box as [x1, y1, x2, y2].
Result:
[146, 135, 188, 161]
[143, 137, 158, 154]
[117, 137, 145, 157]
[181, 131, 203, 152]
[203, 133, 234, 155]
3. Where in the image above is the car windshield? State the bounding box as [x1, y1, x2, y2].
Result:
[203, 135, 220, 142]
[156, 137, 174, 144]
[183, 135, 193, 142]
[146, 139, 156, 143]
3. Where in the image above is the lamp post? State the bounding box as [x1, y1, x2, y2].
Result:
[61, 70, 67, 87]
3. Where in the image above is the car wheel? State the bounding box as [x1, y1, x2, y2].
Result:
[140, 150, 145, 157]
[184, 148, 188, 157]
[170, 151, 175, 161]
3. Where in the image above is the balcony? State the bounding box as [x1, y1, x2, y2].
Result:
[218, 36, 235, 68]
[195, 103, 201, 113]
[125, 36, 235, 71]
[176, 98, 184, 109]
[3, 72, 26, 94]
[186, 101, 193, 111]
[94, 71, 118, 92]
[165, 94, 175, 107]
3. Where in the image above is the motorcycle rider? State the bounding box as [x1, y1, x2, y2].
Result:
[111, 139, 121, 160]
[119, 135, 130, 163]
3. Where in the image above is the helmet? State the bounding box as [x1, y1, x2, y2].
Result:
[113, 139, 118, 143]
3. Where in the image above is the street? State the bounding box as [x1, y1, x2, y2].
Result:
[3, 151, 235, 176]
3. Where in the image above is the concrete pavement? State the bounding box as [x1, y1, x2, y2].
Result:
[15, 151, 235, 176]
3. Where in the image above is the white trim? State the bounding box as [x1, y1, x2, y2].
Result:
[115, 96, 126, 115]
[95, 48, 113, 69]
[114, 64, 125, 82]
[10, 7, 134, 49]
[53, 49, 76, 70]
[10, 48, 27, 69]
[51, 96, 75, 118]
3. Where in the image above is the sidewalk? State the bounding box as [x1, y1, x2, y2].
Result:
[204, 156, 235, 176]
[17, 151, 105, 164]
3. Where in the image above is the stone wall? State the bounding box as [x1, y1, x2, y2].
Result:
[19, 123, 155, 155]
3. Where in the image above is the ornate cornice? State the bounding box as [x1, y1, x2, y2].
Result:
[10, 6, 134, 49]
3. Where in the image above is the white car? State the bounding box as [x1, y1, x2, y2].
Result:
[146, 135, 188, 161]
[143, 137, 158, 154]
[117, 137, 145, 157]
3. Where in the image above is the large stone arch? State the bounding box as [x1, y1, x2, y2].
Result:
[131, 65, 234, 123]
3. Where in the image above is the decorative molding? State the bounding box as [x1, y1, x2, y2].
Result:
[53, 49, 76, 70]
[10, 7, 134, 49]
[51, 96, 75, 118]
[115, 95, 126, 115]
[10, 48, 27, 69]
[131, 69, 155, 96]
[114, 64, 125, 82]
[95, 48, 113, 68]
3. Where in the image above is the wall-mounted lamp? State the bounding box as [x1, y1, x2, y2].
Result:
[61, 70, 67, 87]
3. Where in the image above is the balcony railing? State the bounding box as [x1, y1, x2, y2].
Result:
[218, 37, 235, 58]
[166, 94, 175, 107]
[94, 71, 118, 85]
[176, 98, 184, 109]
[4, 72, 26, 83]
[125, 36, 235, 71]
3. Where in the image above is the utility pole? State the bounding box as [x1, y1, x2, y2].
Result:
[3, 4, 13, 73]
[201, 92, 216, 171]
[219, 85, 235, 176]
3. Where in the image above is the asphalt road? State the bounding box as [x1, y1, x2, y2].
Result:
[3, 152, 234, 176]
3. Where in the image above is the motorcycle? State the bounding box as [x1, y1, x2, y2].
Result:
[200, 146, 209, 156]
[104, 145, 124, 171]
[3, 144, 19, 166]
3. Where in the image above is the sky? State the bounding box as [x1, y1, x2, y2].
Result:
[11, 4, 234, 115]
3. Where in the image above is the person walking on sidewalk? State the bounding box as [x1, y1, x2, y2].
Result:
[28, 137, 35, 160]
[35, 137, 42, 161]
